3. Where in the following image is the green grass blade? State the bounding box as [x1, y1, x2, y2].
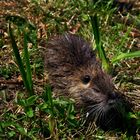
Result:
[46, 85, 54, 117]
[45, 85, 59, 139]
[90, 14, 110, 73]
[90, 14, 100, 47]
[9, 23, 31, 94]
[116, 27, 131, 56]
[23, 31, 34, 95]
[111, 51, 140, 63]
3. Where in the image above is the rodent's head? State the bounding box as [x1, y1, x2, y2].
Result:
[45, 33, 129, 130]
[67, 59, 128, 130]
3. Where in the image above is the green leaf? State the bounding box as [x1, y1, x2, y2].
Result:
[23, 31, 34, 95]
[6, 15, 26, 27]
[1, 121, 13, 128]
[90, 14, 110, 73]
[8, 23, 31, 94]
[8, 131, 16, 137]
[26, 95, 38, 106]
[17, 99, 26, 107]
[111, 51, 140, 63]
[15, 124, 27, 135]
[26, 107, 34, 118]
[45, 85, 54, 117]
[17, 95, 37, 107]
[38, 103, 49, 110]
[6, 15, 36, 30]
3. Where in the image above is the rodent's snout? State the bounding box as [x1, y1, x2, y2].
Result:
[107, 92, 120, 105]
[108, 92, 118, 100]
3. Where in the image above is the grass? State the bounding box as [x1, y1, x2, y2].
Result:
[0, 0, 140, 139]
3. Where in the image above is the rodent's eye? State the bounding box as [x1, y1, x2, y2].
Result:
[82, 75, 91, 84]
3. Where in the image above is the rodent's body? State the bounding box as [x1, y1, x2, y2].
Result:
[45, 33, 129, 130]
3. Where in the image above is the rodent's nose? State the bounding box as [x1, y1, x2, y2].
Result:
[108, 92, 118, 100]
[108, 92, 118, 105]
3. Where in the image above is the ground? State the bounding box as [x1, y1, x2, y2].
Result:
[0, 0, 140, 139]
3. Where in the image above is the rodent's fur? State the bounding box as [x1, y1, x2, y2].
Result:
[45, 33, 130, 130]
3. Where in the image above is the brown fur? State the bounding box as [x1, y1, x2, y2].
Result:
[45, 33, 130, 130]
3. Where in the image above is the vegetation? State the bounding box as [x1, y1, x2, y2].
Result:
[0, 0, 140, 139]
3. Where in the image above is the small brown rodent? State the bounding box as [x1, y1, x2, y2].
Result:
[45, 33, 130, 130]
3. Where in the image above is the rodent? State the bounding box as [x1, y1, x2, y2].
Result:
[45, 33, 131, 131]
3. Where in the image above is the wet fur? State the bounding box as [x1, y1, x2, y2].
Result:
[45, 33, 130, 130]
